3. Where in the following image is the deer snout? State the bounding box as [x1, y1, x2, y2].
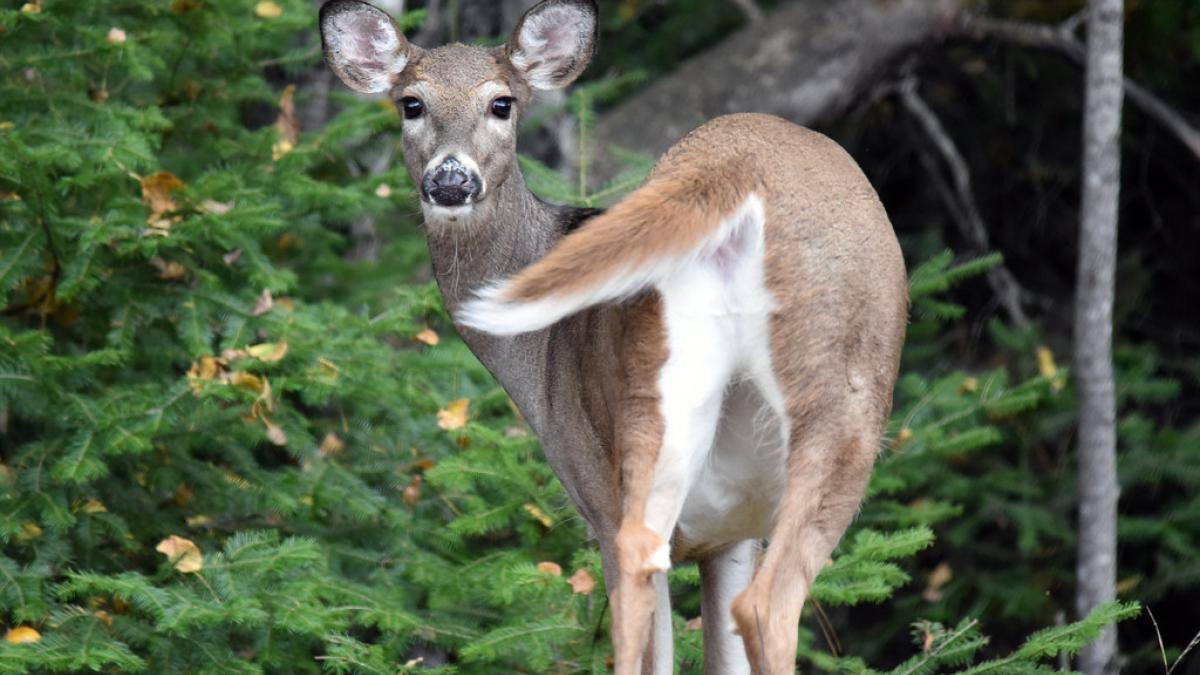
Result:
[422, 156, 482, 208]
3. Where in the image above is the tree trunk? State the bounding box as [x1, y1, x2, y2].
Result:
[588, 0, 965, 182]
[1074, 0, 1123, 673]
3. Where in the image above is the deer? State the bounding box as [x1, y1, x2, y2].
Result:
[319, 1, 907, 672]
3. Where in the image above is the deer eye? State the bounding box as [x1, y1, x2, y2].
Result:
[490, 96, 515, 120]
[400, 96, 424, 120]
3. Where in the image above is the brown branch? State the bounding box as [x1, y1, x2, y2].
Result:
[892, 75, 1033, 329]
[959, 13, 1200, 162]
[729, 0, 765, 24]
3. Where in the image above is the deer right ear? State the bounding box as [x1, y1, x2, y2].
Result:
[320, 0, 414, 94]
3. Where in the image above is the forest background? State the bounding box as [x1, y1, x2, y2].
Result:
[0, 0, 1197, 673]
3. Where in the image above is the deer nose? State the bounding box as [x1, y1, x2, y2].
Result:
[422, 157, 481, 207]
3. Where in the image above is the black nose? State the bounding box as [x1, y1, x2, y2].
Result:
[422, 158, 481, 207]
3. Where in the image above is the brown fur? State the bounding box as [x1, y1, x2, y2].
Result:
[502, 150, 762, 303]
[321, 2, 907, 671]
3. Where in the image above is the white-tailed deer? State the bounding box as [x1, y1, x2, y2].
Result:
[320, 1, 907, 672]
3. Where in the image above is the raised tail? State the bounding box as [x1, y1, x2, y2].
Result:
[457, 159, 763, 336]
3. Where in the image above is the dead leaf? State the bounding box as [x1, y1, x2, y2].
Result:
[319, 433, 345, 457]
[20, 2, 40, 14]
[255, 1, 283, 19]
[251, 289, 274, 316]
[4, 626, 40, 644]
[82, 499, 107, 514]
[201, 199, 234, 215]
[922, 562, 953, 603]
[958, 377, 979, 394]
[264, 419, 287, 446]
[187, 356, 227, 394]
[685, 616, 703, 631]
[94, 610, 113, 627]
[155, 535, 203, 573]
[437, 399, 469, 431]
[173, 483, 194, 507]
[567, 568, 596, 595]
[375, 183, 392, 198]
[504, 426, 529, 438]
[149, 256, 186, 281]
[404, 657, 424, 668]
[223, 249, 244, 266]
[922, 626, 935, 653]
[536, 561, 563, 577]
[275, 85, 299, 146]
[247, 341, 289, 363]
[106, 27, 127, 44]
[524, 503, 553, 528]
[272, 140, 293, 161]
[414, 328, 439, 346]
[1115, 576, 1140, 595]
[402, 475, 422, 507]
[318, 358, 340, 379]
[893, 427, 914, 449]
[140, 171, 185, 230]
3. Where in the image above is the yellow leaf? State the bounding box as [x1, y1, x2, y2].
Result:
[437, 399, 469, 431]
[524, 503, 554, 528]
[536, 561, 563, 577]
[16, 522, 42, 542]
[893, 427, 914, 449]
[4, 626, 40, 644]
[0, 122, 14, 130]
[318, 358, 340, 379]
[255, 1, 283, 19]
[247, 341, 289, 363]
[567, 568, 595, 595]
[959, 377, 979, 394]
[404, 657, 425, 668]
[106, 27, 127, 44]
[155, 535, 203, 573]
[82, 499, 107, 514]
[1037, 346, 1065, 392]
[185, 515, 212, 528]
[20, 2, 40, 14]
[150, 257, 187, 281]
[275, 84, 299, 145]
[319, 433, 345, 457]
[272, 140, 294, 161]
[685, 616, 702, 631]
[94, 610, 113, 627]
[229, 371, 266, 395]
[414, 328, 439, 346]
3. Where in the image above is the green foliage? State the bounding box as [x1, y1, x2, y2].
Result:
[0, 1, 1153, 673]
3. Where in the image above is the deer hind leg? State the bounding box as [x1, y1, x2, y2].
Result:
[699, 539, 759, 675]
[612, 298, 735, 675]
[730, 398, 880, 675]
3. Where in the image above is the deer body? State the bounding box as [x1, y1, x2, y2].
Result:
[321, 3, 907, 673]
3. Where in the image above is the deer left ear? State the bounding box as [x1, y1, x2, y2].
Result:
[505, 0, 598, 91]
[320, 0, 416, 94]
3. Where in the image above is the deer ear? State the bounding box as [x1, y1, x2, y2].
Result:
[320, 0, 414, 94]
[506, 0, 598, 91]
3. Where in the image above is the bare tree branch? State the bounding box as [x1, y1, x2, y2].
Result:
[959, 13, 1200, 163]
[891, 75, 1033, 329]
[728, 0, 765, 24]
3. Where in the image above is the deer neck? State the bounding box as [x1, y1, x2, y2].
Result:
[423, 170, 572, 433]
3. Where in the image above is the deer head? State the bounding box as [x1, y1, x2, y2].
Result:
[319, 0, 598, 222]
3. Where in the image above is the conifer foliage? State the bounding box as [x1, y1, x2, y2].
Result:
[0, 1, 1141, 673]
